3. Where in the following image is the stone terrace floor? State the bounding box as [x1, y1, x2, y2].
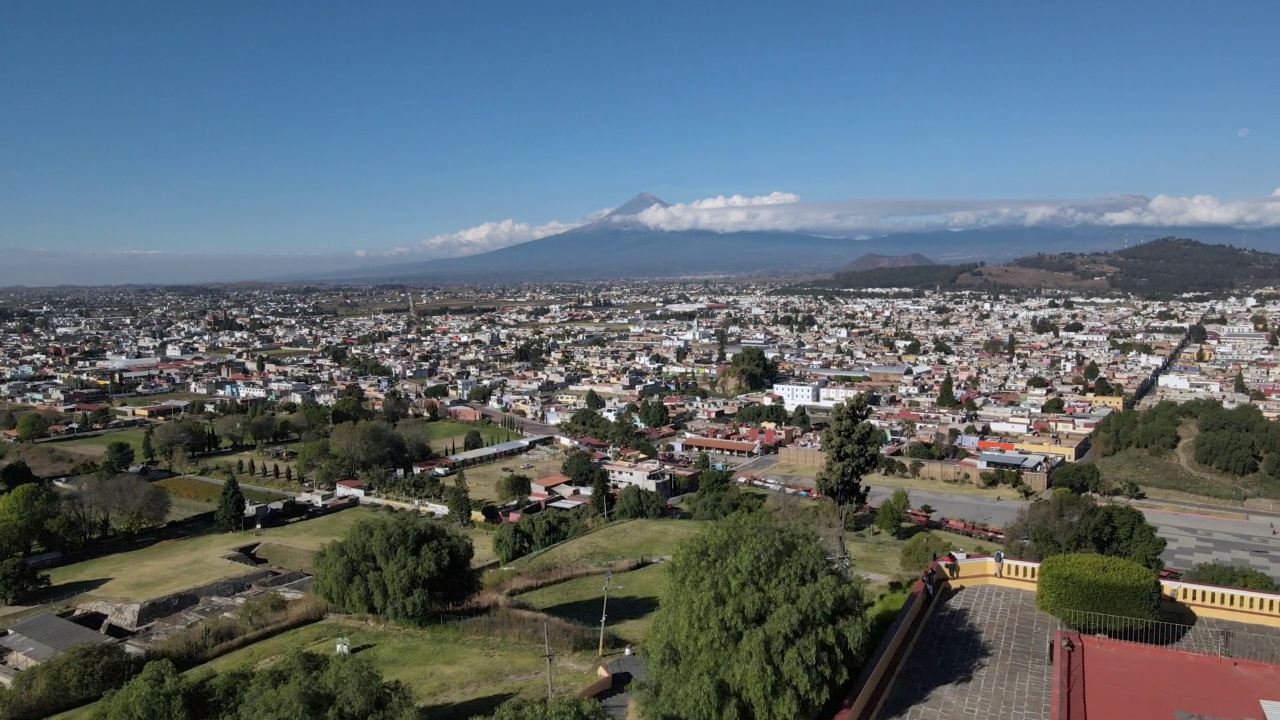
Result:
[877, 584, 1280, 720]
[878, 585, 1055, 720]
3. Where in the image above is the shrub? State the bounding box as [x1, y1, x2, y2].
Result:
[1182, 562, 1279, 592]
[1037, 553, 1161, 630]
[899, 533, 954, 572]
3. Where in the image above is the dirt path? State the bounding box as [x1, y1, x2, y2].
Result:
[1173, 421, 1216, 482]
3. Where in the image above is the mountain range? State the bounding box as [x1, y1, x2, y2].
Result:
[840, 253, 935, 273]
[311, 193, 1280, 284]
[828, 238, 1280, 296]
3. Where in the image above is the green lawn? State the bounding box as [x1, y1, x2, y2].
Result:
[517, 519, 705, 572]
[427, 420, 515, 452]
[43, 508, 378, 602]
[203, 619, 600, 716]
[47, 428, 148, 458]
[518, 563, 667, 645]
[52, 618, 602, 720]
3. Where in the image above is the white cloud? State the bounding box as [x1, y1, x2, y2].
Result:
[356, 189, 1280, 259]
[356, 209, 610, 258]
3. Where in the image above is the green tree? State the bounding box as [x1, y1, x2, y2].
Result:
[0, 552, 51, 604]
[590, 473, 610, 516]
[496, 473, 532, 502]
[92, 659, 186, 720]
[230, 651, 414, 720]
[0, 482, 60, 554]
[490, 697, 608, 720]
[1234, 371, 1248, 395]
[615, 485, 665, 519]
[463, 429, 484, 451]
[215, 414, 247, 449]
[1049, 462, 1102, 494]
[0, 460, 38, 492]
[643, 514, 869, 720]
[816, 397, 880, 573]
[215, 477, 246, 532]
[447, 483, 473, 526]
[1041, 397, 1065, 414]
[791, 405, 811, 430]
[936, 372, 958, 407]
[899, 532, 954, 572]
[874, 488, 911, 536]
[1, 643, 141, 719]
[467, 385, 493, 403]
[1182, 562, 1278, 591]
[1083, 360, 1100, 381]
[1093, 377, 1113, 396]
[0, 410, 16, 431]
[1004, 492, 1166, 570]
[725, 346, 779, 391]
[313, 513, 478, 620]
[584, 389, 605, 410]
[493, 522, 533, 563]
[100, 441, 135, 476]
[141, 425, 156, 463]
[15, 413, 49, 442]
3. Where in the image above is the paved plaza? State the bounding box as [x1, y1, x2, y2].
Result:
[1159, 523, 1280, 578]
[879, 585, 1055, 720]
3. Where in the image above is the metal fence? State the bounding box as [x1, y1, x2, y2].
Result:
[1055, 609, 1280, 665]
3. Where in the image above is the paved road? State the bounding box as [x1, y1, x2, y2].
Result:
[739, 456, 1280, 579]
[185, 474, 300, 499]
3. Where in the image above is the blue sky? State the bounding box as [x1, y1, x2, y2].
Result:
[1, 1, 1277, 262]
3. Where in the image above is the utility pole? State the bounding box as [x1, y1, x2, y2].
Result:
[542, 621, 555, 700]
[598, 571, 613, 656]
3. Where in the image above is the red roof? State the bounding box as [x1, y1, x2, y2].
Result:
[336, 478, 365, 488]
[682, 436, 757, 452]
[1053, 630, 1280, 720]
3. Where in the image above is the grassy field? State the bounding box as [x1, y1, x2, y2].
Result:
[516, 519, 704, 572]
[48, 428, 148, 458]
[156, 476, 287, 505]
[1, 443, 93, 477]
[459, 454, 566, 506]
[51, 619, 601, 720]
[202, 619, 600, 716]
[43, 507, 378, 602]
[1096, 448, 1280, 502]
[518, 563, 667, 644]
[427, 420, 515, 452]
[765, 462, 1009, 500]
[166, 496, 215, 522]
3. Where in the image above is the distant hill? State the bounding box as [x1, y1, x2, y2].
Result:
[1008, 238, 1280, 295]
[830, 262, 977, 290]
[840, 253, 935, 273]
[824, 238, 1280, 295]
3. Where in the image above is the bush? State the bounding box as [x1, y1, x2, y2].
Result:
[1181, 562, 1279, 592]
[899, 533, 954, 572]
[1036, 553, 1161, 630]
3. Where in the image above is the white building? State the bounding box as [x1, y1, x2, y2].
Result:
[602, 460, 672, 498]
[771, 382, 823, 411]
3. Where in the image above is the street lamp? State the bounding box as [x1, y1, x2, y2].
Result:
[598, 571, 615, 656]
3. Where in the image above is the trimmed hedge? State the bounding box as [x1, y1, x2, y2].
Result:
[1037, 553, 1161, 629]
